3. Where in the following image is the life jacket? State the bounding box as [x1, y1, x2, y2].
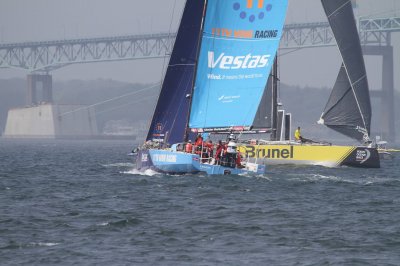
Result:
[185, 143, 193, 153]
[195, 137, 203, 147]
[236, 153, 242, 166]
[215, 145, 223, 159]
[294, 129, 301, 140]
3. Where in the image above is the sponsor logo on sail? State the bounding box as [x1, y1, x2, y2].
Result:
[218, 95, 241, 103]
[210, 1, 279, 40]
[208, 51, 270, 69]
[233, 0, 273, 23]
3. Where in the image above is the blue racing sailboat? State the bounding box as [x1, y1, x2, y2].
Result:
[136, 0, 288, 175]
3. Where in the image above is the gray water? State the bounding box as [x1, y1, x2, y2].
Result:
[0, 139, 399, 265]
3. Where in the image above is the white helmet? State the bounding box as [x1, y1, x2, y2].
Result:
[226, 141, 237, 153]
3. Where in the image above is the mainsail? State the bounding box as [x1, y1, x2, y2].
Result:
[146, 0, 206, 144]
[252, 75, 273, 130]
[319, 0, 372, 142]
[189, 0, 288, 132]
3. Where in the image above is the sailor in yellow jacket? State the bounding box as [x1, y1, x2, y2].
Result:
[294, 127, 303, 142]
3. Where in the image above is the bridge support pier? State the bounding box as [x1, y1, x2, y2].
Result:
[363, 45, 395, 142]
[27, 74, 53, 105]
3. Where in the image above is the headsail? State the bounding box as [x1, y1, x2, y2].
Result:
[146, 0, 206, 144]
[189, 0, 288, 132]
[319, 0, 372, 142]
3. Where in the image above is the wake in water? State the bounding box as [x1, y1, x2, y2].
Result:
[29, 242, 60, 247]
[121, 168, 159, 176]
[102, 162, 135, 168]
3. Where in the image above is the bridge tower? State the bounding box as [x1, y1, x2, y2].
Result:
[27, 73, 53, 105]
[363, 44, 395, 142]
[360, 15, 398, 142]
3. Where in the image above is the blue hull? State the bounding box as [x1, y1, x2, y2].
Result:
[136, 149, 266, 175]
[136, 149, 200, 174]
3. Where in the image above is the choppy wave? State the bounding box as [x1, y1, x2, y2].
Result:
[1, 242, 60, 249]
[96, 218, 142, 228]
[29, 242, 60, 247]
[1, 139, 400, 265]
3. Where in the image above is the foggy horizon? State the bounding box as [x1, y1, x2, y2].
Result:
[0, 0, 399, 91]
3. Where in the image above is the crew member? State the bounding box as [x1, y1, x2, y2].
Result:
[215, 140, 225, 165]
[225, 140, 238, 168]
[236, 152, 244, 168]
[201, 139, 211, 163]
[227, 133, 235, 142]
[206, 140, 214, 158]
[194, 134, 203, 154]
[294, 127, 303, 142]
[185, 140, 193, 153]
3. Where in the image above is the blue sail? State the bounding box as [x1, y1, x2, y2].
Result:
[189, 0, 288, 131]
[146, 0, 206, 144]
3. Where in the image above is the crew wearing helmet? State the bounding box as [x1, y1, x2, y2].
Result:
[221, 139, 239, 168]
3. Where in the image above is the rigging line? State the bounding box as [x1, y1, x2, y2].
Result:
[167, 0, 179, 52]
[327, 0, 351, 19]
[277, 50, 281, 102]
[145, 0, 179, 138]
[162, 0, 178, 71]
[59, 82, 161, 117]
[96, 94, 157, 116]
[168, 72, 191, 141]
[279, 18, 346, 57]
[169, 63, 196, 67]
[155, 0, 178, 98]
[279, 47, 303, 57]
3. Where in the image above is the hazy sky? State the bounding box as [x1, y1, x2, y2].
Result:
[0, 0, 399, 91]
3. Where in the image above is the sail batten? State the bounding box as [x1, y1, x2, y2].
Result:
[326, 0, 351, 18]
[320, 0, 372, 142]
[351, 75, 366, 87]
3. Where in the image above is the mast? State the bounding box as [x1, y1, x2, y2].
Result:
[183, 0, 208, 142]
[270, 56, 278, 141]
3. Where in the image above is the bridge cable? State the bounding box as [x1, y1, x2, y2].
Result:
[58, 82, 161, 117]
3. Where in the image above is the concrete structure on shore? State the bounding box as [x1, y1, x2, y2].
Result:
[3, 104, 98, 138]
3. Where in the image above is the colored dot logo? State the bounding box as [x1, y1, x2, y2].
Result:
[233, 0, 273, 23]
